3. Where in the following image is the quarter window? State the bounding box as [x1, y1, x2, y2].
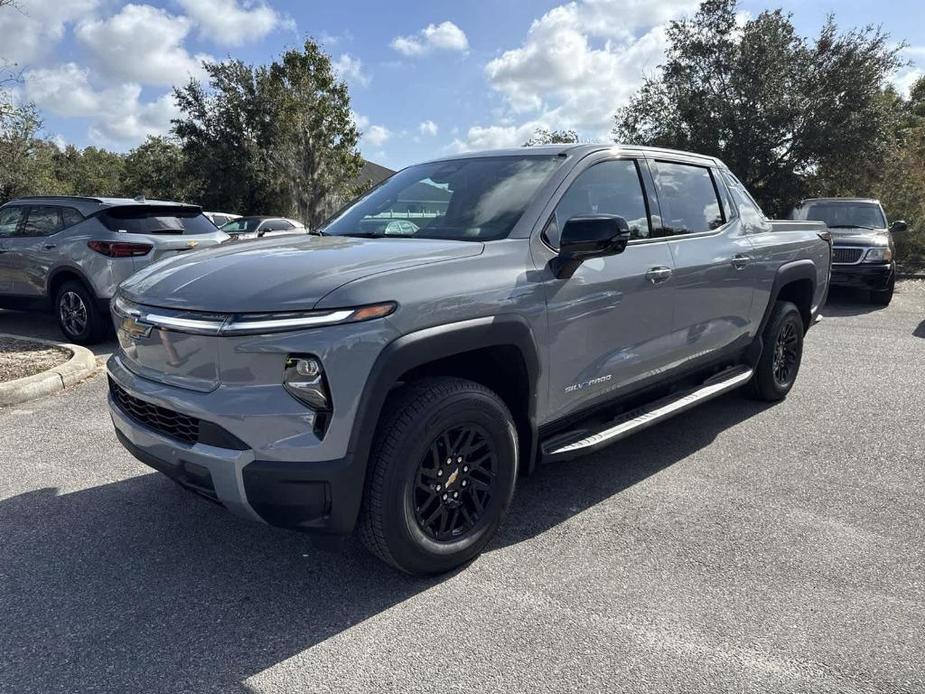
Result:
[546, 159, 651, 247]
[0, 206, 24, 237]
[62, 207, 84, 228]
[20, 206, 64, 237]
[651, 161, 725, 235]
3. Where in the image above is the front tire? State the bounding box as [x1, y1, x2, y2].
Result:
[55, 280, 108, 345]
[748, 301, 804, 402]
[359, 377, 518, 575]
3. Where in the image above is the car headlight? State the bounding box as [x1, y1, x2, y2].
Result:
[864, 247, 893, 263]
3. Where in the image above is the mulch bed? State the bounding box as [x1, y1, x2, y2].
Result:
[0, 337, 70, 383]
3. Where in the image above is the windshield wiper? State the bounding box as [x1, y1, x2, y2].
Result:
[829, 224, 876, 230]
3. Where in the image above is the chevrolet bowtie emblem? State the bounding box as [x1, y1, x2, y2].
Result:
[445, 467, 460, 487]
[186, 240, 199, 249]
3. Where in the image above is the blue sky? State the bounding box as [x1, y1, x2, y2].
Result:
[2, 0, 922, 170]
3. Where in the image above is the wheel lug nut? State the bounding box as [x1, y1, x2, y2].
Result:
[437, 470, 443, 476]
[453, 492, 459, 499]
[462, 466, 469, 472]
[461, 480, 467, 487]
[435, 485, 441, 491]
[446, 458, 452, 464]
[442, 493, 448, 501]
[457, 457, 462, 463]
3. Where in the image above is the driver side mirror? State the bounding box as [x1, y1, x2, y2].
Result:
[553, 215, 631, 279]
[890, 220, 908, 233]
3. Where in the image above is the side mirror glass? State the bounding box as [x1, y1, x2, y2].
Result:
[890, 220, 908, 233]
[554, 215, 631, 279]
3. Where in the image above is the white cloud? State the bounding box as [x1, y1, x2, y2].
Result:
[333, 53, 369, 86]
[351, 111, 370, 131]
[449, 119, 552, 153]
[894, 68, 923, 98]
[419, 120, 438, 136]
[0, 0, 98, 65]
[24, 63, 179, 145]
[363, 125, 392, 147]
[391, 21, 468, 57]
[477, 0, 696, 144]
[75, 4, 211, 87]
[176, 0, 286, 46]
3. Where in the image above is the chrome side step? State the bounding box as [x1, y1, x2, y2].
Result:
[541, 365, 754, 462]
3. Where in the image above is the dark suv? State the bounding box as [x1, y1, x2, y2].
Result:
[789, 197, 908, 305]
[0, 196, 228, 343]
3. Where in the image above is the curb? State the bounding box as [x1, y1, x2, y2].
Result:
[0, 333, 98, 407]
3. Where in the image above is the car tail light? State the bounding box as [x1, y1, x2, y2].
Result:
[87, 240, 153, 257]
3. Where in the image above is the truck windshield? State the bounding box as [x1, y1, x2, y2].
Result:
[796, 202, 886, 230]
[321, 155, 562, 241]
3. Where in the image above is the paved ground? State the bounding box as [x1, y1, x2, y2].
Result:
[1, 285, 923, 694]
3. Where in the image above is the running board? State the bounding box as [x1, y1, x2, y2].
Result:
[541, 365, 754, 462]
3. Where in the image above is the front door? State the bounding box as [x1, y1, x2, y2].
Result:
[541, 158, 677, 422]
[648, 159, 756, 366]
[2, 205, 65, 297]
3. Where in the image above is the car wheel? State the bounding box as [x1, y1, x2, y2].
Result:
[56, 280, 107, 345]
[870, 275, 895, 306]
[748, 300, 804, 402]
[359, 377, 518, 575]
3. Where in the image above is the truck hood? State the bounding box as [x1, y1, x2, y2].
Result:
[120, 234, 484, 312]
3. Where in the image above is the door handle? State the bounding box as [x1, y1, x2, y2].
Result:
[646, 266, 672, 284]
[43, 243, 57, 250]
[731, 254, 751, 270]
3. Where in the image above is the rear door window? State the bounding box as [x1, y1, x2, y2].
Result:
[20, 206, 64, 237]
[0, 206, 25, 237]
[99, 206, 217, 235]
[651, 161, 725, 235]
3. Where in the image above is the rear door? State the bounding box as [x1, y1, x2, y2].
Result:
[647, 158, 756, 366]
[542, 156, 677, 421]
[0, 205, 27, 292]
[2, 205, 65, 297]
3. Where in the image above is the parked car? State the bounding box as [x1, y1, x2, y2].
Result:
[204, 211, 241, 227]
[106, 145, 830, 574]
[220, 216, 306, 240]
[0, 196, 228, 344]
[789, 197, 908, 305]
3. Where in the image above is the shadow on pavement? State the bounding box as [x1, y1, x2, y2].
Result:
[0, 309, 116, 357]
[821, 287, 882, 317]
[0, 391, 769, 693]
[914, 319, 925, 339]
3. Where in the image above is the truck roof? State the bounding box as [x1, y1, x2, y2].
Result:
[424, 143, 724, 167]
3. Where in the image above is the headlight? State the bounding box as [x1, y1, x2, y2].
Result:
[111, 296, 396, 336]
[283, 355, 330, 410]
[864, 247, 892, 263]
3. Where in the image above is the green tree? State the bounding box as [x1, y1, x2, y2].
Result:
[0, 97, 56, 202]
[523, 128, 580, 146]
[173, 40, 362, 224]
[122, 136, 190, 201]
[51, 145, 126, 197]
[875, 77, 925, 266]
[613, 0, 903, 216]
[265, 40, 363, 228]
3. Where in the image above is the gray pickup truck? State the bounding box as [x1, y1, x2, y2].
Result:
[107, 145, 831, 574]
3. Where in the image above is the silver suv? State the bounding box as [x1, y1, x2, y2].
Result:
[0, 197, 228, 343]
[107, 145, 831, 574]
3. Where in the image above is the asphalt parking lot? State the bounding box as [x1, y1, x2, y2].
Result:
[1, 283, 924, 694]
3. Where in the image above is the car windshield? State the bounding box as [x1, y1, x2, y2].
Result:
[796, 202, 886, 229]
[221, 217, 264, 233]
[321, 155, 562, 241]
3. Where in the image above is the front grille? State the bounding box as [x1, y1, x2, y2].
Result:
[833, 247, 864, 264]
[109, 377, 200, 445]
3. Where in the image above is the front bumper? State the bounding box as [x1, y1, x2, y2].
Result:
[830, 263, 893, 291]
[108, 368, 365, 535]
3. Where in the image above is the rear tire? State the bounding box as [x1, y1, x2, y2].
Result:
[55, 280, 108, 345]
[359, 377, 518, 575]
[870, 275, 895, 306]
[748, 301, 804, 402]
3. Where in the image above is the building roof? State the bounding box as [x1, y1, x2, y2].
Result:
[356, 160, 395, 188]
